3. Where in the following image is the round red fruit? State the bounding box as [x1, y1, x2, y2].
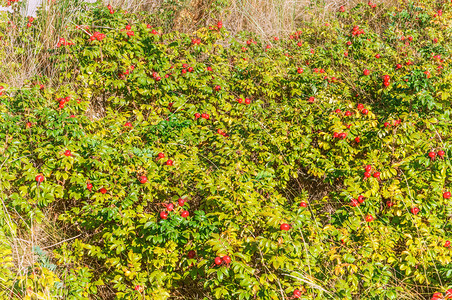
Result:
[178, 198, 186, 206]
[364, 172, 371, 178]
[87, 182, 93, 190]
[181, 210, 189, 218]
[64, 150, 72, 156]
[293, 289, 302, 298]
[299, 201, 307, 207]
[280, 223, 290, 231]
[365, 165, 372, 172]
[100, 188, 107, 194]
[363, 69, 370, 76]
[160, 211, 168, 219]
[222, 255, 231, 264]
[361, 109, 369, 115]
[35, 174, 45, 183]
[357, 195, 365, 203]
[428, 152, 436, 159]
[214, 257, 222, 265]
[373, 172, 380, 178]
[443, 191, 451, 199]
[365, 215, 374, 222]
[158, 152, 165, 159]
[438, 150, 445, 157]
[139, 176, 147, 184]
[166, 203, 174, 211]
[411, 207, 420, 215]
[166, 159, 173, 166]
[444, 241, 451, 248]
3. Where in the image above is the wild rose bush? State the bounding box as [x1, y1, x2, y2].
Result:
[0, 0, 452, 299]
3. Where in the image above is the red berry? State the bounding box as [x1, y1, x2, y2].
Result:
[35, 174, 45, 183]
[188, 250, 196, 258]
[166, 159, 173, 166]
[373, 172, 380, 178]
[354, 136, 360, 143]
[444, 191, 451, 199]
[237, 98, 243, 104]
[194, 113, 201, 119]
[87, 182, 93, 190]
[181, 210, 189, 218]
[345, 111, 351, 116]
[64, 150, 72, 156]
[363, 69, 370, 76]
[280, 223, 290, 231]
[100, 188, 107, 194]
[396, 64, 402, 69]
[351, 199, 359, 207]
[444, 241, 451, 248]
[178, 198, 186, 206]
[244, 98, 251, 105]
[222, 255, 231, 264]
[375, 54, 380, 58]
[428, 152, 436, 159]
[357, 103, 364, 110]
[166, 203, 174, 211]
[411, 207, 420, 215]
[365, 215, 374, 222]
[365, 165, 372, 172]
[386, 201, 394, 207]
[124, 122, 132, 127]
[339, 132, 347, 139]
[160, 211, 168, 219]
[384, 122, 390, 127]
[214, 257, 222, 265]
[308, 96, 315, 103]
[293, 289, 302, 298]
[158, 152, 165, 159]
[139, 176, 147, 184]
[357, 195, 365, 203]
[364, 172, 371, 178]
[297, 68, 303, 74]
[438, 150, 445, 157]
[299, 201, 307, 207]
[333, 132, 339, 138]
[214, 85, 221, 91]
[361, 109, 369, 115]
[432, 292, 443, 300]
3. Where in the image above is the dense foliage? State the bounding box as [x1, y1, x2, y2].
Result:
[1, 0, 452, 299]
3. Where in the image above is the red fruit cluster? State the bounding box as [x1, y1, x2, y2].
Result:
[339, 5, 345, 12]
[382, 74, 390, 87]
[195, 113, 209, 120]
[90, 31, 106, 41]
[26, 16, 34, 28]
[214, 255, 231, 266]
[107, 4, 114, 14]
[333, 132, 347, 139]
[431, 289, 452, 300]
[367, 1, 376, 8]
[351, 25, 365, 36]
[57, 37, 74, 48]
[363, 165, 380, 179]
[57, 96, 71, 109]
[217, 129, 227, 137]
[356, 103, 369, 115]
[313, 68, 325, 73]
[124, 122, 132, 128]
[350, 195, 365, 207]
[246, 39, 257, 45]
[192, 38, 201, 45]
